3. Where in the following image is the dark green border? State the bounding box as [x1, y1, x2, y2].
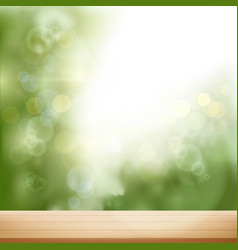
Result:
[0, 0, 237, 6]
[0, 0, 237, 249]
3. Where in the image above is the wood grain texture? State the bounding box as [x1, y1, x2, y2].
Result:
[0, 211, 236, 243]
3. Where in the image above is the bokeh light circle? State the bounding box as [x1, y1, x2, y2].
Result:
[175, 144, 202, 172]
[76, 181, 94, 198]
[24, 172, 47, 192]
[26, 26, 55, 54]
[18, 71, 30, 83]
[40, 109, 58, 127]
[9, 146, 30, 164]
[2, 107, 20, 124]
[67, 167, 93, 191]
[53, 95, 71, 113]
[21, 75, 39, 93]
[68, 196, 80, 208]
[197, 93, 211, 106]
[207, 101, 226, 118]
[28, 138, 46, 157]
[191, 161, 206, 176]
[173, 99, 190, 117]
[26, 97, 43, 115]
[27, 117, 54, 142]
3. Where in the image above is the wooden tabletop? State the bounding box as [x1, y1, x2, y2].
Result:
[0, 211, 236, 243]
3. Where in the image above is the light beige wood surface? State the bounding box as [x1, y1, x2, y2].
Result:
[0, 211, 236, 243]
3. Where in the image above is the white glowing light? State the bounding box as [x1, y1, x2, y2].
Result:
[138, 144, 156, 162]
[169, 137, 184, 153]
[219, 84, 232, 96]
[70, 7, 236, 189]
[74, 7, 235, 164]
[172, 100, 190, 118]
[187, 113, 205, 131]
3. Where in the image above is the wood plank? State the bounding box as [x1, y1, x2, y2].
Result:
[0, 211, 235, 215]
[0, 211, 236, 243]
[1, 222, 236, 231]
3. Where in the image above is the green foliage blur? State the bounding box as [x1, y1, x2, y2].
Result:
[0, 7, 237, 210]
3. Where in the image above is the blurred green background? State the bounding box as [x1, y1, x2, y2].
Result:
[0, 7, 237, 210]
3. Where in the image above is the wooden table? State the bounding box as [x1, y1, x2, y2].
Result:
[0, 211, 236, 243]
